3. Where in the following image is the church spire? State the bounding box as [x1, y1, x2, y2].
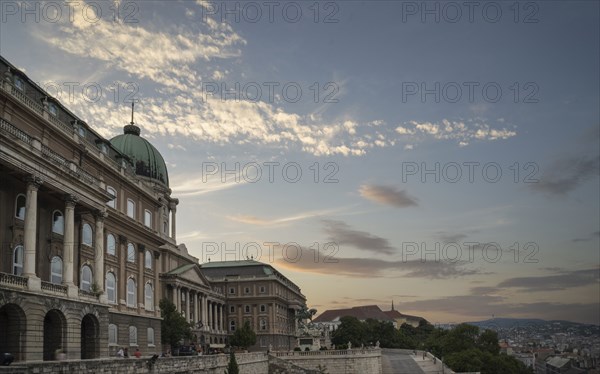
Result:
[391, 300, 395, 311]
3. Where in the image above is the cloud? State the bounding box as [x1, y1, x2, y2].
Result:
[359, 185, 418, 208]
[228, 208, 344, 226]
[322, 220, 395, 255]
[273, 247, 482, 279]
[572, 231, 600, 243]
[435, 232, 469, 243]
[497, 268, 599, 292]
[29, 2, 519, 157]
[531, 155, 599, 196]
[396, 119, 517, 146]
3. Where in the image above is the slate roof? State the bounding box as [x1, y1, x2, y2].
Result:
[313, 305, 394, 323]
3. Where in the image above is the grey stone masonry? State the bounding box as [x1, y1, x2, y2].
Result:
[0, 352, 268, 374]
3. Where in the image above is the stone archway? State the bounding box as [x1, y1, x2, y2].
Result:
[43, 309, 66, 361]
[0, 303, 26, 361]
[81, 314, 100, 359]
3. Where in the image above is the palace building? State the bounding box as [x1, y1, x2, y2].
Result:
[0, 55, 306, 361]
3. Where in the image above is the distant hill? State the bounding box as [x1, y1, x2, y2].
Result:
[464, 317, 598, 329]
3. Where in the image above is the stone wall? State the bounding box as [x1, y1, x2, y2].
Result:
[0, 352, 268, 374]
[272, 349, 382, 374]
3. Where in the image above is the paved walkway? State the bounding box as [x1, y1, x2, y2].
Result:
[381, 349, 448, 374]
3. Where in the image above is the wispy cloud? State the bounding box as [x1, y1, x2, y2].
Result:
[497, 268, 599, 292]
[30, 2, 518, 157]
[530, 127, 599, 197]
[572, 231, 600, 243]
[396, 119, 516, 147]
[322, 219, 395, 255]
[273, 246, 482, 279]
[359, 185, 418, 208]
[228, 207, 344, 226]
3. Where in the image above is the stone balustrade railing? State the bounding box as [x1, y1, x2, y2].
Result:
[41, 281, 68, 295]
[0, 272, 28, 289]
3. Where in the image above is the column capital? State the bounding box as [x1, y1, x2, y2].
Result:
[24, 175, 43, 190]
[65, 194, 78, 207]
[154, 250, 161, 259]
[94, 209, 108, 221]
[119, 234, 128, 245]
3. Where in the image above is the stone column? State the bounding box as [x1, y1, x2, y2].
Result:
[185, 289, 191, 321]
[174, 285, 180, 312]
[118, 235, 127, 306]
[220, 304, 224, 332]
[138, 245, 145, 311]
[94, 210, 107, 303]
[202, 294, 207, 330]
[154, 252, 161, 315]
[208, 300, 212, 331]
[23, 176, 42, 291]
[194, 291, 200, 324]
[63, 195, 78, 297]
[169, 199, 179, 241]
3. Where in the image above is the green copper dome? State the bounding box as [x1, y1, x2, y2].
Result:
[110, 124, 169, 187]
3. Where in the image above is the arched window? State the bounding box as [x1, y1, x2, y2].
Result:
[50, 256, 63, 284]
[106, 234, 116, 255]
[13, 245, 23, 276]
[144, 250, 153, 269]
[230, 320, 236, 331]
[106, 272, 116, 303]
[108, 324, 118, 345]
[129, 326, 137, 345]
[145, 283, 154, 311]
[52, 210, 64, 235]
[127, 199, 135, 219]
[80, 265, 92, 291]
[82, 223, 93, 246]
[147, 327, 155, 346]
[15, 194, 26, 220]
[107, 186, 117, 209]
[127, 243, 135, 262]
[127, 278, 136, 307]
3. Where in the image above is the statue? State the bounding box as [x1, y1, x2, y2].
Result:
[375, 341, 380, 348]
[348, 341, 352, 350]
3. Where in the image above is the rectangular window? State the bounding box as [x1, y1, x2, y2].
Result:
[147, 327, 155, 346]
[244, 287, 250, 294]
[108, 324, 118, 345]
[259, 286, 266, 293]
[144, 209, 152, 228]
[127, 199, 135, 219]
[129, 326, 137, 346]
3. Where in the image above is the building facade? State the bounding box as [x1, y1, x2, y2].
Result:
[200, 260, 306, 351]
[0, 55, 303, 361]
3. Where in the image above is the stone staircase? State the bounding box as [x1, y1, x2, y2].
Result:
[268, 355, 320, 374]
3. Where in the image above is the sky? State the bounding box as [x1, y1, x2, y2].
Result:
[1, 0, 598, 325]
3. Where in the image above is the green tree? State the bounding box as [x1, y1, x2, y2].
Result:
[442, 323, 479, 355]
[445, 348, 485, 372]
[230, 321, 257, 349]
[224, 351, 239, 374]
[331, 316, 366, 347]
[478, 329, 500, 355]
[160, 298, 192, 350]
